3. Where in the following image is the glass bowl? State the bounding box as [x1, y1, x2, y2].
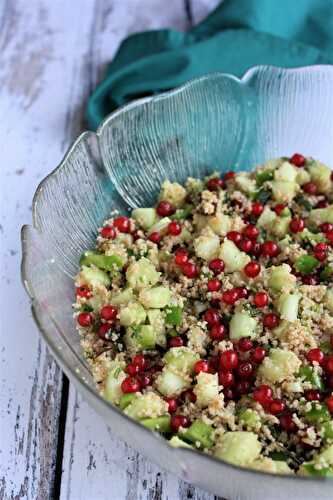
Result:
[21, 66, 333, 500]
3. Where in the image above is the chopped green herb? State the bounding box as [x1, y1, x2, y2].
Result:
[80, 303, 93, 313]
[80, 251, 124, 270]
[170, 204, 193, 220]
[253, 188, 272, 204]
[320, 265, 333, 281]
[298, 366, 324, 390]
[295, 195, 313, 211]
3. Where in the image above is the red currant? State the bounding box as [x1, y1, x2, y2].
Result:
[244, 261, 261, 278]
[261, 241, 280, 258]
[222, 289, 239, 305]
[219, 350, 239, 371]
[254, 291, 268, 308]
[263, 313, 279, 329]
[270, 400, 285, 415]
[237, 361, 253, 378]
[244, 224, 259, 240]
[239, 238, 253, 253]
[290, 218, 305, 233]
[98, 323, 111, 340]
[194, 360, 210, 374]
[207, 278, 221, 292]
[203, 308, 221, 327]
[303, 182, 317, 195]
[224, 171, 235, 181]
[238, 338, 253, 352]
[290, 153, 305, 167]
[274, 204, 286, 215]
[121, 377, 140, 393]
[174, 248, 189, 266]
[209, 324, 226, 341]
[253, 384, 272, 405]
[208, 258, 225, 274]
[279, 413, 297, 432]
[165, 397, 178, 414]
[218, 370, 234, 387]
[227, 231, 242, 244]
[307, 348, 325, 365]
[76, 286, 91, 298]
[100, 226, 116, 239]
[168, 221, 182, 236]
[182, 261, 198, 278]
[252, 202, 264, 217]
[326, 395, 333, 413]
[251, 347, 266, 363]
[157, 200, 175, 217]
[170, 415, 190, 432]
[207, 177, 224, 191]
[100, 305, 118, 321]
[149, 232, 161, 243]
[168, 336, 184, 348]
[113, 216, 131, 233]
[77, 312, 93, 327]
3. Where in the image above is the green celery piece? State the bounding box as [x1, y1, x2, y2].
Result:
[256, 170, 274, 186]
[294, 255, 319, 275]
[182, 420, 214, 448]
[140, 415, 171, 433]
[165, 306, 183, 326]
[119, 393, 137, 410]
[80, 251, 124, 270]
[320, 265, 333, 281]
[170, 204, 193, 220]
[239, 409, 260, 428]
[304, 403, 331, 424]
[298, 366, 324, 390]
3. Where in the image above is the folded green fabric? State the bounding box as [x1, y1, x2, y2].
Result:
[87, 0, 333, 130]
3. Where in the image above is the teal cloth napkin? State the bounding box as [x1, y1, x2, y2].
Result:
[86, 0, 333, 130]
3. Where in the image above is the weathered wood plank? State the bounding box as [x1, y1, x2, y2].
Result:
[59, 1, 218, 499]
[0, 0, 98, 498]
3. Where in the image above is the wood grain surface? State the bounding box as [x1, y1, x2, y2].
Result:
[0, 1, 221, 499]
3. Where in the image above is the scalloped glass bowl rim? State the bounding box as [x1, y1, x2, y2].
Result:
[21, 65, 333, 490]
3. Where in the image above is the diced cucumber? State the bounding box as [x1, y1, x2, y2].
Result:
[140, 415, 171, 433]
[249, 457, 292, 474]
[182, 420, 214, 448]
[119, 393, 138, 410]
[274, 161, 297, 182]
[126, 257, 160, 290]
[258, 348, 301, 383]
[111, 288, 134, 305]
[149, 216, 172, 235]
[155, 369, 190, 396]
[235, 173, 256, 194]
[214, 431, 261, 466]
[298, 366, 324, 390]
[271, 180, 298, 203]
[147, 309, 166, 347]
[139, 285, 170, 308]
[268, 264, 296, 292]
[124, 392, 168, 419]
[276, 293, 300, 322]
[219, 239, 250, 273]
[104, 360, 127, 404]
[119, 302, 146, 327]
[194, 232, 220, 261]
[308, 162, 332, 193]
[159, 180, 186, 207]
[294, 255, 319, 275]
[208, 214, 231, 236]
[80, 251, 125, 270]
[309, 205, 333, 225]
[79, 265, 111, 288]
[239, 409, 261, 429]
[132, 208, 157, 229]
[257, 207, 277, 230]
[304, 403, 331, 425]
[316, 444, 333, 465]
[325, 289, 333, 313]
[169, 436, 194, 449]
[272, 216, 291, 238]
[229, 311, 258, 340]
[165, 306, 182, 326]
[134, 324, 156, 349]
[164, 347, 199, 374]
[194, 372, 219, 408]
[296, 168, 311, 186]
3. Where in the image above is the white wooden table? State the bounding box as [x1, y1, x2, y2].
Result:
[0, 1, 223, 499]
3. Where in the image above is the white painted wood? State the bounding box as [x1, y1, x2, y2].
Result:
[0, 1, 100, 498]
[0, 1, 220, 498]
